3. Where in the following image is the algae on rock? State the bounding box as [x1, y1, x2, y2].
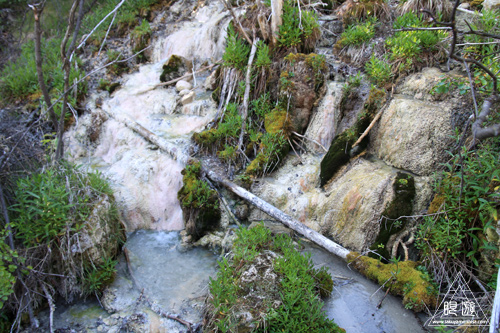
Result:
[178, 160, 221, 240]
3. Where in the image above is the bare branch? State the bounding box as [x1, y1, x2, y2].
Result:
[76, 0, 126, 50]
[238, 37, 259, 151]
[471, 95, 500, 141]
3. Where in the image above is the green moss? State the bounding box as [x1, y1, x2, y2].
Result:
[160, 55, 183, 83]
[369, 172, 415, 260]
[245, 153, 267, 176]
[319, 131, 352, 186]
[193, 128, 220, 148]
[347, 252, 438, 311]
[177, 160, 220, 239]
[320, 86, 386, 186]
[98, 80, 121, 94]
[264, 108, 291, 135]
[315, 268, 334, 298]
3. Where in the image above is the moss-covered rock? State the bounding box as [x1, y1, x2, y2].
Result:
[347, 252, 438, 311]
[280, 53, 327, 134]
[159, 54, 192, 83]
[177, 160, 220, 240]
[205, 225, 344, 332]
[264, 108, 292, 135]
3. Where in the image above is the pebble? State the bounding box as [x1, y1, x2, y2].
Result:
[176, 80, 192, 92]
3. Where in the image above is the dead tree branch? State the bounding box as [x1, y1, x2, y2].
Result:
[238, 37, 259, 152]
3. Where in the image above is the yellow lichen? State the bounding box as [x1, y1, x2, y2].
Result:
[347, 252, 438, 311]
[264, 109, 292, 136]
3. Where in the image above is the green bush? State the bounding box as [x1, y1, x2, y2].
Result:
[365, 54, 393, 86]
[386, 12, 447, 72]
[336, 18, 376, 48]
[0, 38, 86, 108]
[10, 161, 114, 246]
[223, 25, 250, 70]
[254, 40, 272, 68]
[206, 225, 343, 332]
[417, 137, 500, 268]
[278, 0, 320, 51]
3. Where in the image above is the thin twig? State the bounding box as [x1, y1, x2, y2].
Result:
[238, 37, 259, 151]
[292, 131, 327, 152]
[76, 0, 126, 50]
[352, 104, 387, 148]
[98, 10, 117, 56]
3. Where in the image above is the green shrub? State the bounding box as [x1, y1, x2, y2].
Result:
[386, 12, 447, 72]
[278, 0, 320, 51]
[254, 40, 272, 68]
[336, 18, 376, 48]
[365, 54, 393, 86]
[10, 161, 114, 246]
[0, 232, 19, 309]
[223, 25, 250, 70]
[206, 225, 343, 332]
[83, 256, 117, 296]
[0, 38, 86, 108]
[417, 137, 500, 268]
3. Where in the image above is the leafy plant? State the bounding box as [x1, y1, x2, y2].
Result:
[365, 54, 393, 86]
[83, 256, 117, 296]
[386, 12, 447, 73]
[0, 38, 86, 105]
[417, 137, 500, 269]
[223, 25, 250, 70]
[254, 40, 272, 68]
[206, 225, 343, 332]
[10, 161, 114, 246]
[278, 0, 320, 51]
[336, 18, 376, 48]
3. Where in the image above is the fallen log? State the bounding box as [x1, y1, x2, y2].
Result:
[104, 111, 350, 260]
[204, 169, 350, 259]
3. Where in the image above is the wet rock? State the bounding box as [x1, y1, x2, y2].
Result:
[71, 195, 123, 266]
[179, 89, 191, 96]
[176, 79, 193, 91]
[251, 155, 401, 252]
[369, 68, 469, 176]
[304, 81, 344, 153]
[204, 69, 218, 90]
[280, 53, 327, 134]
[180, 91, 195, 105]
[483, 0, 500, 10]
[370, 95, 458, 176]
[160, 55, 192, 83]
[233, 203, 249, 221]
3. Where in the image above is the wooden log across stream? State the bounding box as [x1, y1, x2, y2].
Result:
[105, 109, 350, 260]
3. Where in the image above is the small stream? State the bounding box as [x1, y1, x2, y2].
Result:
[38, 232, 426, 332]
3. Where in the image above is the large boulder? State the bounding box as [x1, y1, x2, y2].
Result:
[251, 155, 414, 252]
[370, 68, 469, 176]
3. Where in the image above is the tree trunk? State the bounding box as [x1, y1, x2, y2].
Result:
[31, 3, 58, 131]
[55, 0, 85, 160]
